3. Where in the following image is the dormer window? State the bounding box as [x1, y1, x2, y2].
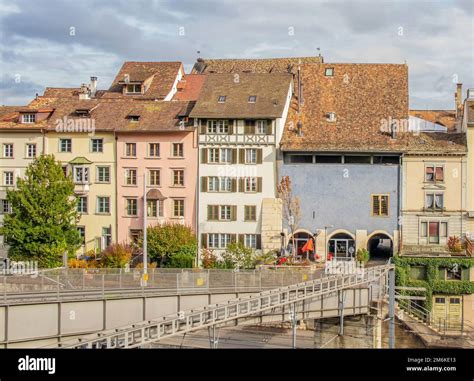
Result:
[75, 109, 90, 118]
[22, 113, 36, 123]
[248, 95, 257, 103]
[327, 112, 336, 122]
[325, 68, 334, 77]
[125, 84, 142, 94]
[127, 115, 140, 122]
[218, 95, 226, 103]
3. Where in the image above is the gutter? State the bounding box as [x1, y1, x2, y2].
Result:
[114, 130, 119, 245]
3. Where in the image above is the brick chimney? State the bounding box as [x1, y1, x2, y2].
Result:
[455, 83, 462, 119]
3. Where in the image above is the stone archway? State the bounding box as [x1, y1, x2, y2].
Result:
[367, 231, 393, 262]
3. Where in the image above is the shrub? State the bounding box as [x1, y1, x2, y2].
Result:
[201, 249, 218, 269]
[134, 262, 158, 269]
[253, 250, 278, 266]
[68, 258, 89, 268]
[447, 236, 463, 253]
[101, 243, 132, 268]
[356, 248, 370, 263]
[221, 242, 254, 269]
[167, 252, 195, 268]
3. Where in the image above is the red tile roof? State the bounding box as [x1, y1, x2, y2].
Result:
[173, 74, 206, 101]
[409, 109, 458, 130]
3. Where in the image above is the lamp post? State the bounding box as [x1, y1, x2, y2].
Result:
[142, 172, 148, 287]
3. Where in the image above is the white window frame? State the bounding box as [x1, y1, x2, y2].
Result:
[220, 234, 231, 249]
[97, 196, 110, 214]
[22, 113, 36, 123]
[220, 177, 232, 192]
[245, 148, 257, 164]
[208, 148, 219, 163]
[26, 143, 36, 158]
[220, 205, 232, 221]
[245, 234, 257, 249]
[3, 144, 13, 158]
[208, 176, 219, 192]
[245, 177, 257, 192]
[73, 166, 89, 184]
[91, 138, 103, 153]
[60, 139, 72, 153]
[0, 199, 11, 214]
[77, 196, 88, 214]
[125, 168, 137, 186]
[256, 120, 267, 135]
[208, 233, 219, 249]
[96, 166, 110, 183]
[3, 171, 14, 186]
[220, 148, 232, 164]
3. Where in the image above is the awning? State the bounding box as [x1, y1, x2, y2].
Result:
[147, 188, 166, 200]
[69, 156, 92, 165]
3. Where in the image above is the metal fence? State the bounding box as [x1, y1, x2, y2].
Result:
[0, 267, 324, 302]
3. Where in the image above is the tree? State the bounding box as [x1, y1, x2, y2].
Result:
[221, 242, 254, 269]
[142, 222, 197, 266]
[1, 155, 81, 267]
[277, 176, 301, 257]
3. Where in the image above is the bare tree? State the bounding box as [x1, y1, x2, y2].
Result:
[277, 176, 301, 257]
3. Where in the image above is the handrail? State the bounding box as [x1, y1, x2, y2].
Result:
[56, 264, 392, 349]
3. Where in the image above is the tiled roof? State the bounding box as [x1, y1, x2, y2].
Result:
[43, 87, 80, 97]
[0, 106, 22, 119]
[173, 74, 206, 101]
[189, 73, 292, 119]
[0, 99, 52, 130]
[409, 109, 458, 130]
[191, 56, 322, 74]
[106, 61, 182, 100]
[280, 63, 465, 153]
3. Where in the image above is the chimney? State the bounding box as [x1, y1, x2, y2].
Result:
[90, 76, 97, 98]
[455, 83, 462, 119]
[79, 83, 90, 100]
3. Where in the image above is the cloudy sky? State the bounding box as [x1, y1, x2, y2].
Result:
[0, 0, 473, 109]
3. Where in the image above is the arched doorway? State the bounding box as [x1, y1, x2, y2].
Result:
[328, 233, 356, 260]
[289, 231, 315, 261]
[367, 233, 393, 262]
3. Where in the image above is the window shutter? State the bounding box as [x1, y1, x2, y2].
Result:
[256, 149, 263, 164]
[266, 120, 273, 135]
[245, 120, 255, 134]
[231, 148, 237, 164]
[201, 148, 208, 164]
[372, 196, 380, 216]
[239, 178, 245, 192]
[201, 234, 207, 249]
[228, 120, 234, 135]
[200, 120, 207, 134]
[256, 235, 262, 250]
[230, 234, 237, 243]
[462, 268, 470, 281]
[435, 167, 444, 181]
[239, 148, 245, 164]
[381, 196, 389, 216]
[257, 177, 262, 192]
[231, 205, 237, 221]
[207, 205, 212, 221]
[437, 268, 446, 280]
[201, 177, 207, 192]
[238, 234, 245, 245]
[231, 178, 237, 192]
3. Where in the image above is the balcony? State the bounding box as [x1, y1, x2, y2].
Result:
[199, 134, 275, 146]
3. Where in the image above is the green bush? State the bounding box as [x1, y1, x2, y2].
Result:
[101, 243, 132, 268]
[221, 242, 254, 269]
[356, 248, 370, 263]
[253, 250, 278, 266]
[167, 251, 195, 268]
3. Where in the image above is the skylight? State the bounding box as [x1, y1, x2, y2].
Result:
[248, 95, 257, 103]
[218, 95, 226, 103]
[325, 68, 334, 77]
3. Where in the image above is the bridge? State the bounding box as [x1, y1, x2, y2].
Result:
[0, 264, 394, 348]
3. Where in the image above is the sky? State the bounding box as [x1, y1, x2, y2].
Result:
[0, 0, 473, 109]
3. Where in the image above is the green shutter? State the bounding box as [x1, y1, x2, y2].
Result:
[231, 178, 237, 192]
[230, 234, 237, 243]
[231, 205, 237, 221]
[238, 234, 245, 245]
[201, 177, 207, 192]
[228, 120, 234, 135]
[231, 148, 237, 164]
[201, 234, 207, 249]
[239, 148, 245, 164]
[256, 235, 262, 250]
[266, 120, 273, 135]
[201, 148, 208, 164]
[239, 178, 245, 192]
[200, 120, 207, 134]
[257, 177, 262, 193]
[256, 149, 263, 164]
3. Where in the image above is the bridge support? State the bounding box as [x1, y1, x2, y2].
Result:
[208, 325, 220, 349]
[338, 290, 345, 336]
[290, 303, 297, 349]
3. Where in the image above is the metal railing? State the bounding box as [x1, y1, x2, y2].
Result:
[56, 264, 392, 349]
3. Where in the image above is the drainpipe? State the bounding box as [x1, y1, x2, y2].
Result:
[398, 153, 404, 255]
[195, 124, 200, 266]
[42, 128, 46, 155]
[114, 131, 118, 245]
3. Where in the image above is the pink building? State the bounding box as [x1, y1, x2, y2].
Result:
[116, 100, 198, 243]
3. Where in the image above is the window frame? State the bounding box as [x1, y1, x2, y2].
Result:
[371, 194, 389, 217]
[173, 199, 185, 218]
[77, 196, 88, 214]
[126, 198, 138, 217]
[96, 196, 111, 214]
[22, 113, 36, 123]
[91, 138, 103, 153]
[172, 143, 184, 158]
[3, 171, 14, 186]
[125, 143, 137, 158]
[96, 166, 110, 183]
[148, 143, 160, 158]
[59, 138, 72, 153]
[3, 143, 13, 158]
[26, 143, 36, 158]
[125, 168, 138, 186]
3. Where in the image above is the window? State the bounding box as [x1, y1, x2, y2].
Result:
[125, 169, 137, 185]
[256, 120, 267, 135]
[125, 143, 136, 157]
[91, 138, 103, 153]
[173, 199, 185, 218]
[327, 112, 336, 122]
[60, 139, 72, 153]
[126, 84, 142, 94]
[127, 115, 140, 122]
[421, 221, 447, 244]
[245, 234, 257, 249]
[149, 143, 160, 157]
[97, 197, 110, 214]
[22, 113, 36, 123]
[373, 156, 399, 164]
[372, 195, 389, 216]
[245, 148, 257, 164]
[126, 198, 138, 216]
[130, 229, 142, 243]
[446, 266, 462, 281]
[149, 169, 160, 186]
[173, 169, 184, 186]
[315, 155, 342, 164]
[26, 144, 36, 158]
[220, 205, 232, 221]
[77, 197, 88, 213]
[0, 199, 11, 214]
[220, 177, 232, 192]
[220, 234, 231, 248]
[409, 266, 426, 280]
[325, 68, 334, 76]
[172, 143, 184, 157]
[244, 205, 257, 221]
[245, 177, 257, 192]
[220, 148, 232, 164]
[285, 154, 313, 164]
[435, 297, 445, 304]
[3, 171, 14, 186]
[147, 200, 163, 217]
[425, 165, 444, 182]
[344, 155, 371, 164]
[208, 177, 219, 192]
[207, 120, 229, 134]
[207, 205, 219, 221]
[73, 166, 89, 184]
[208, 234, 219, 249]
[96, 166, 110, 183]
[425, 193, 444, 210]
[3, 144, 13, 158]
[208, 148, 219, 163]
[218, 95, 226, 103]
[248, 95, 257, 103]
[102, 227, 112, 247]
[77, 226, 85, 245]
